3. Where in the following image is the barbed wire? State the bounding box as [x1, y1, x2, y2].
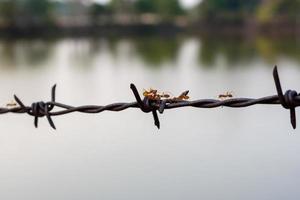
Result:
[0, 66, 299, 130]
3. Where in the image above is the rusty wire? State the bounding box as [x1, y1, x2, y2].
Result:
[0, 66, 299, 130]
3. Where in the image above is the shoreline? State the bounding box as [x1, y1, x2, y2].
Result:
[0, 23, 299, 38]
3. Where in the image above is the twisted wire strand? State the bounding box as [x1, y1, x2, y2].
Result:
[0, 66, 299, 130]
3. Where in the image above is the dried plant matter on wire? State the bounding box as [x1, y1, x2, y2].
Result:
[0, 66, 299, 130]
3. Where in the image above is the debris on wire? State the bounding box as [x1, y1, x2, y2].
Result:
[0, 66, 299, 130]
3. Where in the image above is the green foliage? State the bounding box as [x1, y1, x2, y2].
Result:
[200, 0, 260, 13]
[257, 0, 300, 23]
[108, 0, 135, 13]
[0, 0, 298, 28]
[199, 0, 300, 23]
[134, 0, 184, 17]
[0, 1, 17, 24]
[275, 0, 300, 19]
[256, 1, 277, 23]
[90, 3, 112, 17]
[0, 0, 53, 26]
[156, 0, 185, 16]
[199, 0, 261, 22]
[135, 0, 156, 13]
[23, 0, 50, 16]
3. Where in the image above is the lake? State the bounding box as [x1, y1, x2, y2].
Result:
[0, 35, 300, 200]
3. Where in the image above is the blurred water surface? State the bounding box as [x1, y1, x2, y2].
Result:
[0, 35, 300, 200]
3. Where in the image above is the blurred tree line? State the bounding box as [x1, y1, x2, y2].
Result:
[0, 0, 52, 27]
[0, 0, 185, 28]
[198, 0, 300, 24]
[0, 0, 298, 29]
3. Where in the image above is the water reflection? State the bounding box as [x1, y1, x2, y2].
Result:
[199, 35, 300, 67]
[0, 35, 299, 69]
[0, 40, 18, 68]
[67, 39, 98, 68]
[255, 37, 300, 64]
[199, 36, 257, 67]
[132, 36, 181, 67]
[0, 39, 56, 69]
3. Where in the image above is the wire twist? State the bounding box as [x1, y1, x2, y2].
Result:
[0, 66, 299, 130]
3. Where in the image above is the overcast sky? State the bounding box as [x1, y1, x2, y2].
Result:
[93, 0, 202, 9]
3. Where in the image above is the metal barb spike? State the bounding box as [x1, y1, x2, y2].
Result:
[152, 110, 160, 129]
[130, 83, 161, 129]
[130, 83, 145, 110]
[13, 95, 26, 109]
[273, 66, 297, 129]
[44, 102, 56, 130]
